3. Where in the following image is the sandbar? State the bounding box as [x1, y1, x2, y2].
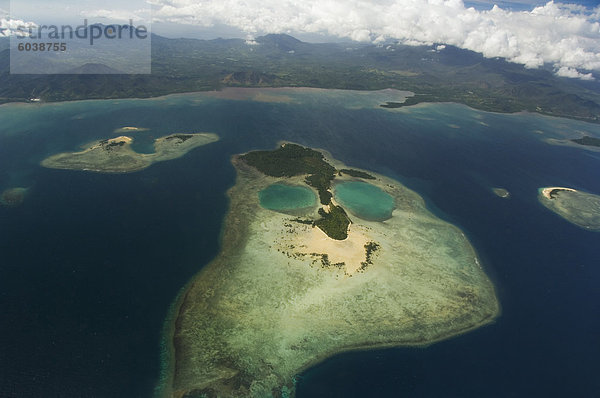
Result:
[163, 145, 500, 398]
[538, 187, 600, 231]
[113, 126, 150, 134]
[41, 133, 219, 173]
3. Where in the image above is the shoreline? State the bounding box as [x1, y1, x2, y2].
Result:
[2, 88, 598, 126]
[540, 186, 577, 200]
[154, 282, 195, 398]
[0, 87, 413, 108]
[166, 146, 500, 397]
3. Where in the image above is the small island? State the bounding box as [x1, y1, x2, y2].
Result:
[113, 126, 150, 134]
[492, 188, 510, 198]
[539, 187, 600, 231]
[162, 143, 499, 398]
[41, 133, 219, 173]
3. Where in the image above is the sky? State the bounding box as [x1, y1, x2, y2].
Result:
[1, 0, 599, 79]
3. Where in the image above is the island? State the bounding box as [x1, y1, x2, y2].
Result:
[162, 143, 500, 398]
[492, 188, 510, 198]
[41, 133, 219, 173]
[113, 126, 150, 134]
[539, 187, 600, 231]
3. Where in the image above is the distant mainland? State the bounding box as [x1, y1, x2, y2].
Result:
[1, 34, 599, 123]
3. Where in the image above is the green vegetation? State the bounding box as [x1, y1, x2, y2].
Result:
[339, 169, 376, 180]
[165, 134, 194, 142]
[571, 136, 600, 147]
[242, 144, 354, 239]
[361, 241, 380, 271]
[315, 254, 345, 269]
[380, 94, 437, 109]
[362, 242, 379, 267]
[291, 218, 314, 225]
[98, 139, 127, 151]
[241, 143, 336, 205]
[315, 206, 351, 240]
[1, 34, 599, 123]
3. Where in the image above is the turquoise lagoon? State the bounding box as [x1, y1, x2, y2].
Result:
[334, 181, 395, 221]
[259, 183, 317, 211]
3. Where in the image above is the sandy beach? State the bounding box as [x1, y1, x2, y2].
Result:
[541, 186, 577, 199]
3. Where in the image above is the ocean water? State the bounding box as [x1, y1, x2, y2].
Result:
[333, 181, 394, 221]
[0, 90, 599, 397]
[259, 183, 317, 211]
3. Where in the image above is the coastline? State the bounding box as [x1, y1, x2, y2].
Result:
[3, 88, 600, 127]
[0, 87, 413, 109]
[166, 146, 500, 397]
[540, 187, 577, 200]
[155, 282, 194, 398]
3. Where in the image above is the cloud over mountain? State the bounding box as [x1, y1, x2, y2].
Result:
[150, 0, 600, 78]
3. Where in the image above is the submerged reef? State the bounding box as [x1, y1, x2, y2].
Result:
[0, 187, 28, 207]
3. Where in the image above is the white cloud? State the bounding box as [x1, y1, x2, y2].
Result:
[150, 0, 600, 79]
[556, 66, 594, 80]
[0, 18, 38, 37]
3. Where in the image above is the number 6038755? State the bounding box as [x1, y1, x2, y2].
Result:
[17, 42, 67, 51]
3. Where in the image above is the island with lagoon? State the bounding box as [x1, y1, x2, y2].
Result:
[162, 143, 500, 398]
[41, 133, 219, 173]
[539, 187, 600, 231]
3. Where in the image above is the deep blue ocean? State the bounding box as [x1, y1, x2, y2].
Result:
[0, 91, 599, 397]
